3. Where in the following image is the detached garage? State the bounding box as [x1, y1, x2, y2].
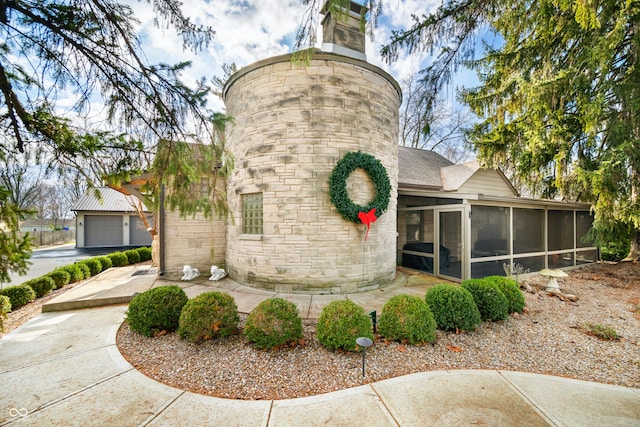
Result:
[72, 187, 152, 248]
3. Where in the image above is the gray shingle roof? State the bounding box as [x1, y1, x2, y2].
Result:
[440, 161, 481, 191]
[397, 146, 454, 189]
[71, 187, 148, 212]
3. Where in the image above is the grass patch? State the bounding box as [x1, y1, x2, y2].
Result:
[584, 323, 619, 341]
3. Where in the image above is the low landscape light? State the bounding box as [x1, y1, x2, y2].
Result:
[355, 336, 373, 377]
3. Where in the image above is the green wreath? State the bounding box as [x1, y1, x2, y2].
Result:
[328, 151, 391, 224]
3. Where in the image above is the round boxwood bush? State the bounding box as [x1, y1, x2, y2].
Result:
[177, 291, 239, 343]
[82, 258, 103, 276]
[244, 298, 303, 350]
[76, 262, 91, 279]
[136, 246, 152, 262]
[124, 249, 141, 265]
[109, 252, 128, 267]
[97, 256, 113, 270]
[484, 276, 526, 314]
[425, 284, 481, 331]
[461, 279, 509, 321]
[126, 285, 188, 337]
[316, 300, 373, 352]
[24, 276, 56, 298]
[59, 264, 84, 283]
[0, 285, 36, 310]
[378, 294, 437, 345]
[47, 269, 70, 289]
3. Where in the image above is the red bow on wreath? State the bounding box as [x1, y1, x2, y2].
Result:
[357, 208, 377, 241]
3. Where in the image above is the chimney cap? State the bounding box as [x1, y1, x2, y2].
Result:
[320, 0, 368, 17]
[320, 0, 368, 61]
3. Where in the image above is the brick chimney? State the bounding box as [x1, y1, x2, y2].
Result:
[320, 0, 367, 61]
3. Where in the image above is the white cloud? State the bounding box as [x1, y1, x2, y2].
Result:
[127, 0, 310, 111]
[56, 1, 476, 122]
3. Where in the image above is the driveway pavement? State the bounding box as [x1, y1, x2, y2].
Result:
[4, 244, 136, 286]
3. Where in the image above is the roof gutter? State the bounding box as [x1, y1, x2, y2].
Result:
[158, 184, 166, 276]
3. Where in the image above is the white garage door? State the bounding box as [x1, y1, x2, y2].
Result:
[84, 215, 123, 247]
[129, 215, 152, 246]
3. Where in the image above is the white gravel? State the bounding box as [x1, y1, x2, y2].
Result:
[116, 262, 640, 400]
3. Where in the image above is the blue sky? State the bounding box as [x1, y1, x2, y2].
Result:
[126, 0, 471, 112]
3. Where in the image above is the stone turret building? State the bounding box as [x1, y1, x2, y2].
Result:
[222, 1, 401, 293]
[151, 1, 596, 290]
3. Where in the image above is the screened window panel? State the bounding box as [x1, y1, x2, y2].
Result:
[422, 210, 434, 243]
[471, 206, 509, 258]
[401, 253, 435, 274]
[548, 252, 574, 269]
[548, 210, 574, 251]
[471, 260, 507, 278]
[242, 193, 263, 234]
[513, 208, 544, 254]
[576, 211, 594, 248]
[405, 212, 422, 242]
[576, 250, 597, 264]
[513, 255, 545, 273]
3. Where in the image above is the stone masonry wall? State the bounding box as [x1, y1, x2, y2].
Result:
[223, 53, 401, 293]
[161, 208, 226, 279]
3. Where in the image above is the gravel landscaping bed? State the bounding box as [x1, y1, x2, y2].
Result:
[116, 262, 640, 401]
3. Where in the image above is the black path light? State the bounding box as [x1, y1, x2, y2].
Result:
[356, 337, 373, 377]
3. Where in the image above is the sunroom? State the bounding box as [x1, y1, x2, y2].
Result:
[396, 147, 597, 281]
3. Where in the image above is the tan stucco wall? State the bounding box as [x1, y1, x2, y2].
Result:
[223, 53, 401, 293]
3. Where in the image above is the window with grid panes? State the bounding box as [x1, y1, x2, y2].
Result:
[242, 193, 263, 234]
[197, 177, 209, 198]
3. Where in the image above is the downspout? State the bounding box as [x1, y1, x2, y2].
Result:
[159, 184, 166, 276]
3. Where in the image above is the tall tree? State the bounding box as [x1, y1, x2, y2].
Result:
[0, 0, 232, 278]
[381, 0, 640, 260]
[399, 72, 474, 163]
[463, 0, 640, 259]
[0, 186, 31, 284]
[0, 151, 44, 210]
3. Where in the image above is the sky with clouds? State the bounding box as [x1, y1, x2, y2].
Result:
[127, 0, 463, 112]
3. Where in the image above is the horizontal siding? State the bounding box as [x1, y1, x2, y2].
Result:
[458, 170, 516, 197]
[84, 215, 123, 247]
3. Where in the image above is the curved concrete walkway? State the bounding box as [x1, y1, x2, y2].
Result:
[1, 265, 639, 426]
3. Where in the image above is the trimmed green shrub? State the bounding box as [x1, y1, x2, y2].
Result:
[97, 256, 113, 270]
[109, 252, 128, 267]
[0, 285, 36, 310]
[59, 264, 84, 283]
[47, 270, 70, 289]
[178, 291, 239, 343]
[425, 284, 481, 331]
[316, 300, 373, 352]
[82, 258, 103, 276]
[0, 295, 11, 332]
[244, 298, 303, 350]
[484, 276, 526, 314]
[24, 276, 56, 298]
[76, 262, 91, 279]
[461, 279, 509, 321]
[600, 240, 630, 262]
[1, 294, 11, 313]
[136, 246, 152, 262]
[126, 285, 188, 337]
[378, 294, 437, 344]
[585, 323, 619, 341]
[124, 249, 141, 265]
